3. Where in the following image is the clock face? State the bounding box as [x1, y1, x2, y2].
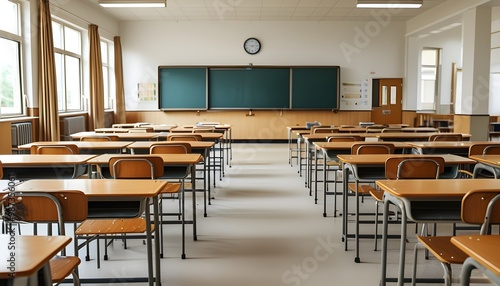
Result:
[244, 38, 261, 55]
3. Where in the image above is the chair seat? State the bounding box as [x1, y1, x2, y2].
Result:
[50, 255, 81, 283]
[348, 183, 376, 194]
[417, 236, 468, 264]
[76, 217, 154, 235]
[162, 182, 181, 194]
[369, 189, 384, 201]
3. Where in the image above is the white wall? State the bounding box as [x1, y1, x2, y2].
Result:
[119, 20, 406, 110]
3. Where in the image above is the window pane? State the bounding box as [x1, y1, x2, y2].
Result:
[64, 26, 81, 55]
[52, 22, 63, 50]
[101, 41, 108, 65]
[0, 1, 19, 35]
[421, 49, 437, 65]
[421, 67, 436, 80]
[54, 53, 65, 111]
[421, 80, 436, 103]
[102, 66, 109, 109]
[65, 55, 81, 110]
[0, 37, 22, 115]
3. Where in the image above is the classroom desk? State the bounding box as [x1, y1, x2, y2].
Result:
[18, 141, 133, 154]
[16, 178, 167, 286]
[451, 235, 500, 285]
[337, 154, 475, 264]
[127, 141, 216, 208]
[338, 127, 368, 133]
[71, 131, 159, 141]
[400, 127, 439, 132]
[376, 132, 470, 141]
[94, 127, 130, 133]
[407, 141, 499, 156]
[287, 126, 310, 166]
[140, 124, 178, 132]
[313, 142, 412, 217]
[0, 154, 96, 180]
[375, 179, 500, 286]
[0, 235, 72, 284]
[87, 153, 203, 243]
[469, 154, 500, 178]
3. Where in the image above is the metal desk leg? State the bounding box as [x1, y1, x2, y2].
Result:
[192, 164, 197, 241]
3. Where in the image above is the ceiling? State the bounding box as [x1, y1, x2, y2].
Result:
[87, 0, 448, 22]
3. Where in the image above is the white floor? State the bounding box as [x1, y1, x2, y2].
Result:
[23, 143, 492, 286]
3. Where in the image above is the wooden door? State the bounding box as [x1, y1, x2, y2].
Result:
[371, 78, 403, 125]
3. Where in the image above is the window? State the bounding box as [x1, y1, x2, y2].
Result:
[0, 0, 24, 116]
[52, 21, 82, 112]
[101, 40, 112, 110]
[420, 48, 440, 110]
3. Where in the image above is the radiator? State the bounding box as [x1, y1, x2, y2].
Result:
[62, 116, 86, 140]
[11, 122, 33, 153]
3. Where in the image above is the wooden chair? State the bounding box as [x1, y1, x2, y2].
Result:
[192, 127, 215, 133]
[429, 133, 463, 141]
[351, 142, 396, 155]
[381, 127, 404, 133]
[365, 125, 387, 133]
[166, 134, 202, 141]
[469, 143, 500, 178]
[30, 144, 79, 155]
[29, 144, 85, 179]
[370, 156, 445, 250]
[2, 190, 87, 285]
[75, 156, 173, 266]
[128, 127, 154, 133]
[80, 135, 119, 141]
[312, 127, 339, 134]
[322, 136, 363, 217]
[412, 190, 500, 286]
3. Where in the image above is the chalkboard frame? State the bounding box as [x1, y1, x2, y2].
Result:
[158, 65, 340, 111]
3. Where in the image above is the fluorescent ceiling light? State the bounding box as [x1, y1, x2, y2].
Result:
[99, 0, 166, 8]
[356, 0, 422, 8]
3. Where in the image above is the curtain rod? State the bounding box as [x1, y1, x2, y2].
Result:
[49, 2, 116, 39]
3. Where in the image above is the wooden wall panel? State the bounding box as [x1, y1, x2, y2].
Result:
[127, 110, 371, 140]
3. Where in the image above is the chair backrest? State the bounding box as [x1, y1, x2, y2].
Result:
[429, 134, 463, 141]
[327, 136, 363, 142]
[483, 145, 500, 155]
[462, 190, 500, 234]
[2, 191, 88, 233]
[313, 127, 339, 134]
[109, 156, 164, 179]
[167, 134, 202, 141]
[192, 127, 215, 133]
[381, 127, 404, 133]
[351, 143, 395, 155]
[385, 157, 445, 179]
[128, 127, 154, 133]
[365, 125, 387, 133]
[30, 144, 79, 154]
[80, 135, 119, 141]
[150, 142, 191, 154]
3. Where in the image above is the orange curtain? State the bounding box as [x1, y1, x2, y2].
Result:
[114, 36, 126, 124]
[38, 0, 60, 141]
[88, 24, 105, 129]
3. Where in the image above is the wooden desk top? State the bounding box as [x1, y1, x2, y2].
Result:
[451, 235, 500, 277]
[94, 128, 130, 133]
[469, 155, 500, 166]
[377, 132, 470, 140]
[127, 141, 215, 150]
[71, 131, 158, 140]
[337, 154, 475, 165]
[376, 179, 500, 198]
[86, 153, 203, 165]
[401, 127, 439, 132]
[406, 141, 496, 149]
[16, 179, 168, 198]
[0, 235, 71, 278]
[19, 141, 133, 150]
[158, 132, 223, 140]
[0, 154, 96, 166]
[314, 141, 411, 150]
[287, 126, 309, 131]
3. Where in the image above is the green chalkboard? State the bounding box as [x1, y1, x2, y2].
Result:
[158, 67, 207, 110]
[291, 67, 339, 109]
[208, 68, 290, 109]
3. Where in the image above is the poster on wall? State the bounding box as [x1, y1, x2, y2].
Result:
[137, 83, 157, 101]
[339, 79, 372, 110]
